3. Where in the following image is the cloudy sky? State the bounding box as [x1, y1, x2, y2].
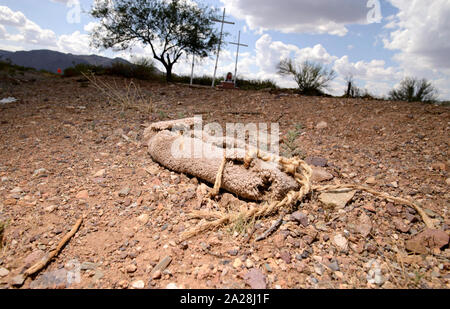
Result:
[0, 0, 449, 99]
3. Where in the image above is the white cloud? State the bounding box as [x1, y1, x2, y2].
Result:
[382, 0, 450, 99]
[384, 0, 450, 70]
[220, 0, 370, 36]
[0, 6, 57, 47]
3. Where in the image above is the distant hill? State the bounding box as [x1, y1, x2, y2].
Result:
[0, 49, 132, 73]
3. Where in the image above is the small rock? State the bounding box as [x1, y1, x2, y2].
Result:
[76, 190, 89, 200]
[137, 214, 149, 224]
[392, 217, 410, 233]
[311, 167, 333, 183]
[233, 258, 243, 269]
[243, 268, 267, 289]
[446, 178, 450, 186]
[386, 203, 399, 216]
[356, 212, 372, 237]
[325, 261, 340, 272]
[10, 187, 23, 194]
[0, 267, 9, 277]
[118, 280, 128, 288]
[227, 249, 239, 256]
[118, 187, 131, 197]
[245, 259, 254, 268]
[33, 168, 49, 177]
[333, 233, 348, 252]
[11, 275, 25, 287]
[126, 265, 137, 273]
[150, 256, 172, 276]
[151, 270, 162, 280]
[131, 280, 145, 289]
[44, 205, 56, 213]
[305, 157, 328, 167]
[363, 204, 376, 213]
[316, 121, 328, 130]
[405, 229, 449, 254]
[280, 251, 291, 264]
[319, 190, 356, 209]
[80, 262, 98, 270]
[166, 283, 179, 289]
[291, 211, 309, 227]
[365, 177, 377, 185]
[93, 169, 106, 178]
[24, 250, 45, 266]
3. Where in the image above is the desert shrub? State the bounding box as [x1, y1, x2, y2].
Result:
[389, 77, 438, 103]
[0, 60, 35, 75]
[105, 59, 159, 80]
[63, 63, 105, 77]
[130, 57, 159, 80]
[171, 74, 223, 86]
[236, 79, 278, 90]
[277, 59, 336, 95]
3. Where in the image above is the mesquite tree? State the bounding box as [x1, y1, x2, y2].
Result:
[389, 77, 438, 103]
[90, 0, 220, 82]
[277, 58, 336, 95]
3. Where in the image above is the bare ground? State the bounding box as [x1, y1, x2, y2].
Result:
[0, 75, 449, 289]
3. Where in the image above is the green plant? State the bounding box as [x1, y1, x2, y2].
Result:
[277, 59, 336, 95]
[389, 77, 438, 103]
[227, 213, 254, 236]
[158, 110, 168, 119]
[281, 124, 304, 158]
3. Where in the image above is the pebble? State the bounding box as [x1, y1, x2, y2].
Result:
[166, 283, 179, 289]
[93, 169, 106, 178]
[44, 205, 56, 213]
[11, 275, 25, 287]
[118, 187, 131, 197]
[319, 190, 356, 209]
[76, 190, 89, 200]
[137, 214, 149, 224]
[333, 233, 348, 252]
[126, 265, 137, 273]
[243, 268, 267, 289]
[33, 168, 49, 177]
[316, 121, 328, 130]
[233, 258, 243, 269]
[131, 280, 145, 289]
[245, 259, 254, 268]
[0, 267, 9, 277]
[10, 187, 23, 194]
[151, 270, 162, 280]
[365, 176, 376, 185]
[291, 211, 309, 227]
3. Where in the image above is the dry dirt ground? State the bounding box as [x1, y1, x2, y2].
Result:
[0, 75, 449, 289]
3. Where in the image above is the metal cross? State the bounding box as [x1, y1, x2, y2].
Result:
[211, 8, 234, 87]
[229, 31, 248, 86]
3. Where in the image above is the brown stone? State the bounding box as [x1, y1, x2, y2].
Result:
[405, 229, 449, 254]
[76, 190, 89, 200]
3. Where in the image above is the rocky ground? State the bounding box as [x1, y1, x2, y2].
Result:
[0, 74, 449, 289]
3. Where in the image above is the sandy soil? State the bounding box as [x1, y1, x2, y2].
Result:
[0, 75, 448, 289]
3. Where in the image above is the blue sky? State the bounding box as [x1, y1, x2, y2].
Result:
[1, 0, 449, 99]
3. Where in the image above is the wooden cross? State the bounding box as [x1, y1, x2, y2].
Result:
[229, 31, 248, 86]
[211, 8, 235, 87]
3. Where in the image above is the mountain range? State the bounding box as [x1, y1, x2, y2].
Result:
[0, 49, 131, 73]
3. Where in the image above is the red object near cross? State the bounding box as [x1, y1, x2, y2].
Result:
[57, 68, 62, 74]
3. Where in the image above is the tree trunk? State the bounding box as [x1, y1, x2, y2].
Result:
[165, 64, 173, 83]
